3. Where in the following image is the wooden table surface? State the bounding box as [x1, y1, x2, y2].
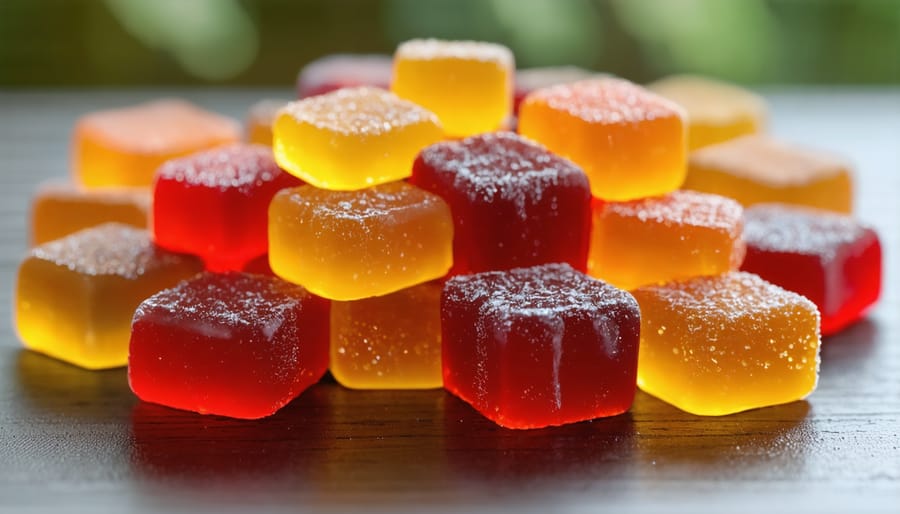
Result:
[0, 89, 898, 514]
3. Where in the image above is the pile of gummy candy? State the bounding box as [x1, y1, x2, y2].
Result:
[15, 39, 882, 429]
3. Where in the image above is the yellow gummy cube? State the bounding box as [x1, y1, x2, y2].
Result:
[649, 74, 767, 150]
[685, 135, 853, 213]
[632, 272, 820, 416]
[268, 182, 453, 301]
[245, 99, 287, 146]
[392, 39, 514, 137]
[273, 87, 443, 190]
[330, 281, 443, 389]
[15, 224, 202, 369]
[30, 181, 150, 246]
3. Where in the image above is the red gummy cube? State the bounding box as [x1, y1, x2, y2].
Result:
[411, 132, 592, 276]
[741, 204, 882, 335]
[296, 54, 393, 98]
[152, 144, 302, 271]
[129, 272, 330, 419]
[441, 263, 640, 429]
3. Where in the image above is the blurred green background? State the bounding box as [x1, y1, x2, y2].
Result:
[1, 0, 898, 86]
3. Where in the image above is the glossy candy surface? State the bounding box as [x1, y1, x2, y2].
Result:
[296, 54, 393, 98]
[442, 263, 640, 429]
[518, 78, 687, 201]
[152, 144, 302, 272]
[632, 272, 820, 416]
[411, 132, 591, 275]
[741, 204, 881, 335]
[588, 190, 745, 290]
[685, 135, 853, 213]
[129, 272, 329, 419]
[15, 224, 202, 369]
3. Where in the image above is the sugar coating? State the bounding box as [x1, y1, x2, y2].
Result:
[527, 78, 686, 125]
[30, 223, 188, 279]
[605, 190, 743, 234]
[744, 204, 870, 259]
[285, 181, 445, 221]
[278, 87, 440, 136]
[297, 54, 393, 96]
[35, 181, 151, 211]
[156, 144, 286, 193]
[396, 39, 513, 66]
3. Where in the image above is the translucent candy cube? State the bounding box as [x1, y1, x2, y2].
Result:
[648, 74, 767, 149]
[245, 99, 288, 146]
[518, 78, 687, 201]
[269, 182, 453, 301]
[392, 39, 514, 137]
[296, 54, 393, 98]
[514, 66, 605, 114]
[152, 144, 302, 272]
[685, 135, 854, 213]
[588, 190, 745, 290]
[273, 87, 443, 190]
[129, 272, 329, 419]
[442, 263, 641, 429]
[330, 281, 442, 389]
[411, 132, 591, 275]
[73, 99, 241, 188]
[30, 180, 150, 246]
[742, 204, 882, 335]
[632, 272, 821, 416]
[15, 223, 202, 370]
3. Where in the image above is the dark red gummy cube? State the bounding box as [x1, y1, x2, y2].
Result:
[296, 54, 393, 98]
[441, 263, 640, 429]
[129, 272, 330, 419]
[152, 144, 302, 271]
[741, 203, 882, 335]
[411, 132, 591, 276]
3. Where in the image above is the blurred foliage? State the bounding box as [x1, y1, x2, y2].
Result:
[0, 0, 897, 86]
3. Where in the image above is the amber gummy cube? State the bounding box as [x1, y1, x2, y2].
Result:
[245, 99, 288, 146]
[392, 39, 514, 137]
[73, 99, 240, 188]
[648, 74, 767, 150]
[30, 181, 150, 246]
[14, 224, 202, 369]
[685, 135, 853, 213]
[330, 281, 443, 389]
[269, 182, 453, 301]
[519, 78, 687, 201]
[632, 272, 820, 416]
[273, 87, 443, 190]
[588, 190, 745, 290]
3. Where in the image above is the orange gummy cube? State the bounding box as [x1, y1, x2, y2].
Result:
[245, 99, 287, 146]
[15, 224, 202, 369]
[685, 135, 853, 213]
[330, 281, 443, 389]
[518, 78, 687, 201]
[269, 182, 453, 301]
[273, 88, 443, 190]
[649, 75, 767, 150]
[632, 272, 820, 416]
[588, 190, 744, 290]
[392, 39, 514, 137]
[30, 181, 150, 246]
[73, 99, 240, 188]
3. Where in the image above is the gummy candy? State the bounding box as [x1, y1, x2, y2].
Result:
[518, 78, 687, 201]
[152, 144, 302, 272]
[330, 281, 442, 389]
[411, 132, 591, 275]
[392, 39, 514, 137]
[588, 190, 745, 290]
[632, 271, 820, 416]
[73, 99, 241, 188]
[685, 135, 853, 213]
[15, 223, 202, 370]
[269, 182, 453, 301]
[649, 74, 767, 149]
[741, 204, 881, 335]
[129, 272, 329, 419]
[514, 66, 604, 114]
[273, 87, 443, 190]
[297, 54, 393, 98]
[442, 263, 640, 429]
[246, 99, 287, 146]
[30, 181, 150, 246]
